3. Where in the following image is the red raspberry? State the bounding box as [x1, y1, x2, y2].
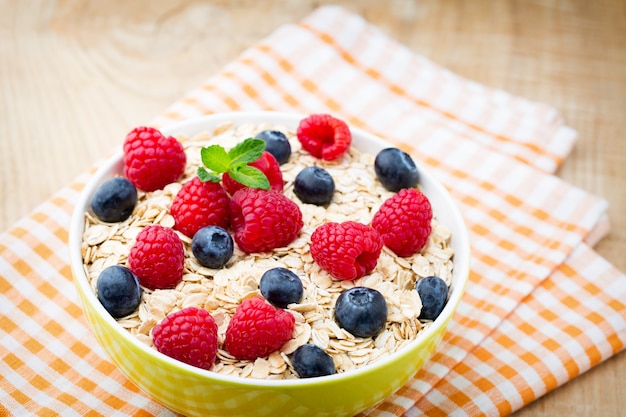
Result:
[296, 114, 351, 161]
[229, 188, 303, 253]
[128, 225, 185, 289]
[170, 176, 230, 238]
[222, 151, 284, 195]
[310, 221, 383, 281]
[123, 126, 186, 192]
[371, 188, 433, 257]
[224, 297, 295, 360]
[152, 307, 218, 370]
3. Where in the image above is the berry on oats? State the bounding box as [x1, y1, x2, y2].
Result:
[191, 225, 234, 269]
[224, 297, 295, 360]
[123, 126, 186, 192]
[310, 221, 383, 281]
[371, 188, 433, 257]
[170, 176, 230, 238]
[152, 307, 218, 370]
[255, 130, 291, 165]
[222, 151, 284, 195]
[415, 276, 448, 321]
[374, 147, 419, 192]
[334, 287, 388, 338]
[292, 344, 336, 378]
[293, 166, 335, 206]
[128, 225, 185, 290]
[96, 265, 142, 318]
[229, 188, 303, 253]
[296, 114, 351, 161]
[90, 177, 137, 223]
[259, 267, 303, 308]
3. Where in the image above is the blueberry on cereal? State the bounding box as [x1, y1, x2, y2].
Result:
[374, 147, 419, 192]
[294, 166, 335, 206]
[97, 265, 142, 318]
[259, 267, 303, 308]
[415, 276, 448, 321]
[255, 130, 291, 165]
[334, 287, 387, 338]
[292, 344, 335, 378]
[191, 226, 234, 269]
[91, 177, 137, 223]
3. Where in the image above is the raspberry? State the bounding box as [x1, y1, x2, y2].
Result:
[371, 188, 433, 257]
[296, 114, 351, 161]
[222, 151, 284, 195]
[229, 188, 303, 253]
[123, 126, 186, 192]
[128, 225, 185, 289]
[170, 176, 230, 238]
[152, 307, 218, 370]
[224, 297, 295, 360]
[310, 221, 383, 281]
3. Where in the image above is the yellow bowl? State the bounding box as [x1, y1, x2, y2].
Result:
[69, 111, 470, 417]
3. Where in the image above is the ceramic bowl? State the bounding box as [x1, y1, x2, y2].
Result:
[69, 111, 470, 417]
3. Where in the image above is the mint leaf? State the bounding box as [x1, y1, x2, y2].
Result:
[201, 145, 231, 173]
[197, 167, 221, 183]
[229, 138, 266, 167]
[198, 138, 270, 189]
[228, 165, 270, 190]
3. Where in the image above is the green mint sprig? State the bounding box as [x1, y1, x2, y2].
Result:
[197, 138, 270, 190]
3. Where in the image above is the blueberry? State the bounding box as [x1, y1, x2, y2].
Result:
[90, 177, 138, 223]
[259, 267, 303, 308]
[415, 276, 448, 321]
[334, 287, 387, 338]
[374, 148, 419, 192]
[255, 130, 291, 165]
[97, 265, 142, 318]
[292, 344, 336, 378]
[191, 226, 234, 269]
[293, 166, 335, 206]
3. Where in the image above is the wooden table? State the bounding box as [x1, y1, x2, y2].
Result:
[2, 0, 624, 415]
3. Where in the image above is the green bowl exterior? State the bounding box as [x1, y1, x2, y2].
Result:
[75, 271, 452, 417]
[71, 111, 470, 417]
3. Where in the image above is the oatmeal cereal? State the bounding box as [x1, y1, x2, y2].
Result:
[81, 120, 454, 379]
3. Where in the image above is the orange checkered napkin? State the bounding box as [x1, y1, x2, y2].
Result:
[1, 5, 624, 416]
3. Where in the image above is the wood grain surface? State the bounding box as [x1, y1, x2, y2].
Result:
[1, 0, 624, 415]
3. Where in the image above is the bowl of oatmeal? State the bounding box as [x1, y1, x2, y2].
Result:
[69, 111, 470, 417]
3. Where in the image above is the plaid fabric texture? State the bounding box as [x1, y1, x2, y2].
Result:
[1, 6, 624, 416]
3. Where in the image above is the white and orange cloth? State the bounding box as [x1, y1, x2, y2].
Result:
[1, 6, 624, 416]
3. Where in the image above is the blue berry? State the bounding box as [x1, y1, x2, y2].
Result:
[91, 177, 138, 223]
[259, 267, 303, 308]
[255, 130, 291, 165]
[334, 287, 387, 338]
[292, 344, 336, 378]
[374, 148, 419, 192]
[97, 265, 142, 318]
[415, 276, 448, 321]
[191, 226, 234, 269]
[293, 166, 335, 206]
